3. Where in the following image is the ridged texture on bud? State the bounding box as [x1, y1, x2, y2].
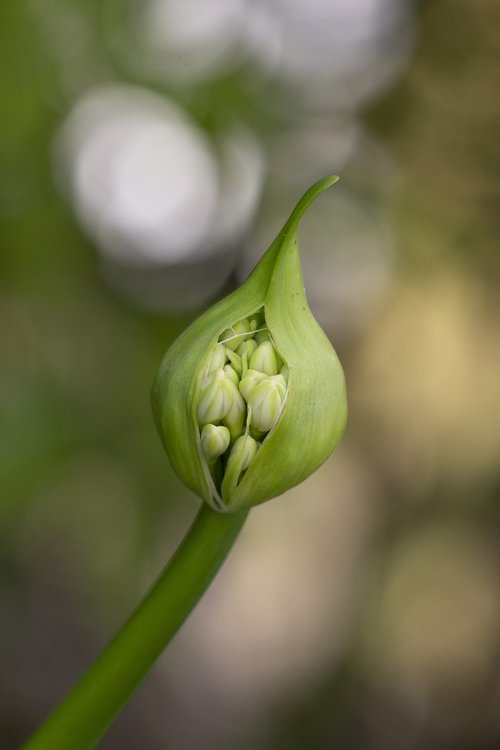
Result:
[200, 424, 231, 463]
[152, 176, 347, 513]
[246, 375, 286, 432]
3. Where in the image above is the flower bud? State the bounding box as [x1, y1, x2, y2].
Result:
[223, 364, 240, 386]
[225, 349, 243, 377]
[246, 375, 287, 432]
[207, 343, 227, 373]
[152, 176, 347, 513]
[200, 424, 231, 463]
[196, 368, 236, 426]
[223, 388, 246, 441]
[220, 320, 253, 351]
[236, 339, 258, 361]
[238, 369, 266, 401]
[221, 434, 259, 503]
[249, 341, 278, 376]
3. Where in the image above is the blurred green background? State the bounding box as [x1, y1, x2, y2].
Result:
[2, 1, 500, 748]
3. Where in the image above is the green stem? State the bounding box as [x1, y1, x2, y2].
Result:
[22, 504, 249, 750]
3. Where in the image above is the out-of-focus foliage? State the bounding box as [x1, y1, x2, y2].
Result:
[1, 1, 500, 749]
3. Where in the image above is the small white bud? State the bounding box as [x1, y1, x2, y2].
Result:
[220, 319, 252, 351]
[200, 424, 231, 462]
[225, 349, 243, 377]
[223, 388, 246, 440]
[221, 434, 259, 502]
[237, 339, 258, 360]
[246, 375, 286, 432]
[223, 364, 240, 385]
[206, 343, 227, 373]
[249, 341, 278, 375]
[239, 369, 266, 401]
[197, 369, 236, 426]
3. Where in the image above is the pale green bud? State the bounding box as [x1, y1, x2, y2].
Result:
[246, 375, 287, 432]
[152, 176, 347, 513]
[200, 424, 231, 463]
[225, 349, 243, 377]
[223, 364, 240, 385]
[223, 388, 246, 440]
[248, 316, 260, 332]
[237, 339, 258, 360]
[221, 434, 259, 503]
[249, 341, 278, 376]
[220, 319, 252, 351]
[238, 369, 266, 401]
[206, 343, 227, 373]
[196, 369, 236, 426]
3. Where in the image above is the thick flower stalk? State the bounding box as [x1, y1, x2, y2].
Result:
[152, 175, 347, 512]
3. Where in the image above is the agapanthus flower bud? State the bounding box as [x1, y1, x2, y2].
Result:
[152, 176, 347, 513]
[223, 364, 240, 386]
[246, 375, 287, 432]
[220, 320, 253, 351]
[249, 341, 278, 376]
[221, 434, 259, 502]
[196, 368, 237, 426]
[207, 343, 227, 373]
[236, 339, 258, 361]
[238, 369, 266, 401]
[225, 350, 243, 377]
[200, 424, 231, 463]
[223, 388, 246, 440]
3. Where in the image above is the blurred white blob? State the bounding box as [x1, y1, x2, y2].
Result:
[121, 0, 414, 112]
[60, 89, 218, 264]
[250, 0, 415, 113]
[138, 0, 246, 83]
[54, 85, 264, 310]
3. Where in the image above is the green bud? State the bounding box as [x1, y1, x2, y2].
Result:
[238, 368, 267, 401]
[236, 339, 258, 360]
[246, 375, 287, 432]
[196, 368, 237, 426]
[152, 176, 347, 513]
[223, 364, 240, 386]
[200, 424, 231, 463]
[220, 320, 253, 351]
[225, 349, 243, 377]
[247, 316, 260, 332]
[206, 343, 227, 372]
[221, 434, 259, 503]
[249, 341, 278, 376]
[222, 388, 246, 441]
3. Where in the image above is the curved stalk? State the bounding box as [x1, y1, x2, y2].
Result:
[22, 504, 249, 750]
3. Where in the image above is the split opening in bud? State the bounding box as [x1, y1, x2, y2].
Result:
[196, 308, 288, 507]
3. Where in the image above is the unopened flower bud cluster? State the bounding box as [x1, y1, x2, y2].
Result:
[196, 311, 288, 501]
